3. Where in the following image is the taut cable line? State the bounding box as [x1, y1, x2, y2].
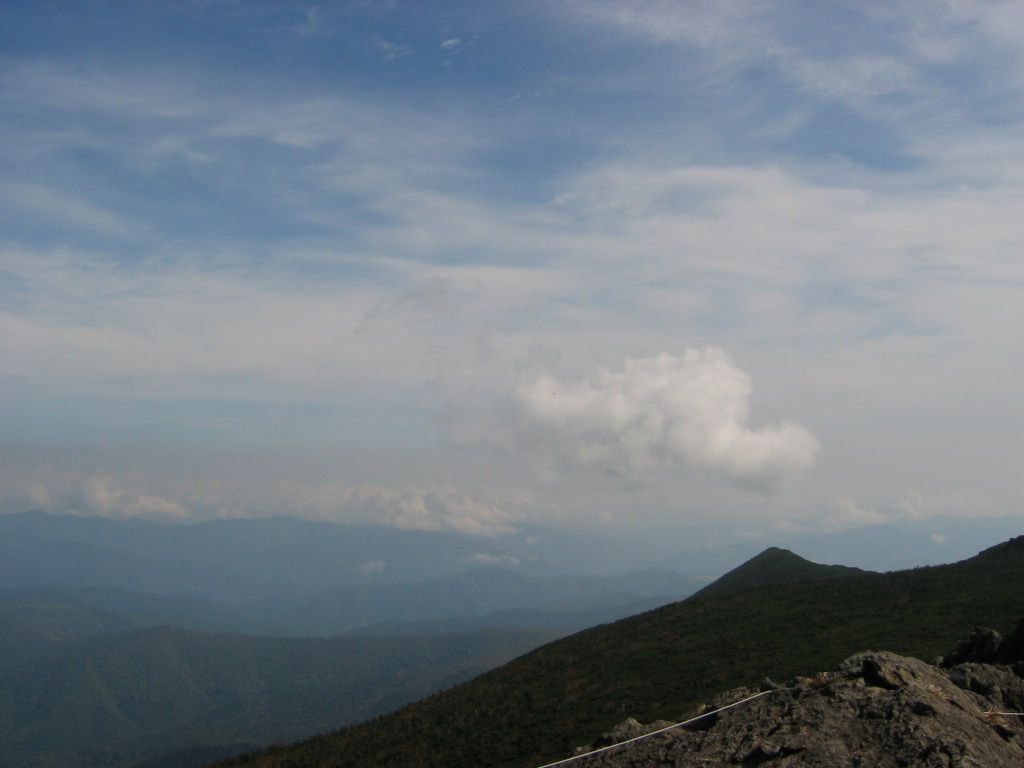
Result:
[533, 689, 773, 768]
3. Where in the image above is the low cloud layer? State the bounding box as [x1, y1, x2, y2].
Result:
[0, 468, 530, 536]
[464, 349, 820, 489]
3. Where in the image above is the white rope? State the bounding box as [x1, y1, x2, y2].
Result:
[534, 689, 773, 768]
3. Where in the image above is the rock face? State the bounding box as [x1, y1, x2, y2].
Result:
[570, 622, 1024, 768]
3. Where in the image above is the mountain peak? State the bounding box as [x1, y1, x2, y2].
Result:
[691, 546, 865, 599]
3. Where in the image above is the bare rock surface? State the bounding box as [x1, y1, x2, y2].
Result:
[569, 623, 1024, 768]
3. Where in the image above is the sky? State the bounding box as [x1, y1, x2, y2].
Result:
[2, 0, 1023, 544]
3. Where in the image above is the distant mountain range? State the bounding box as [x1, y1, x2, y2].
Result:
[8, 508, 1023, 594]
[213, 536, 1024, 768]
[0, 510, 534, 599]
[0, 510, 705, 768]
[0, 510, 705, 638]
[2, 509, 1022, 768]
[252, 568, 702, 636]
[0, 621, 555, 768]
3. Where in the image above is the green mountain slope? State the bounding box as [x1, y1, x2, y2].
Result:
[690, 546, 865, 598]
[0, 599, 134, 643]
[0, 624, 556, 768]
[213, 536, 1024, 768]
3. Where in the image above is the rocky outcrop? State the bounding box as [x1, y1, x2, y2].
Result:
[939, 617, 1024, 669]
[569, 622, 1024, 767]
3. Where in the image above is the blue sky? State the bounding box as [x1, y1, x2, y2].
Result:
[2, 1, 1023, 542]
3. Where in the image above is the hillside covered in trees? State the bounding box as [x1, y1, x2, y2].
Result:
[215, 537, 1024, 768]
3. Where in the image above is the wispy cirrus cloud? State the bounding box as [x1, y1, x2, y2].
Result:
[0, 182, 138, 238]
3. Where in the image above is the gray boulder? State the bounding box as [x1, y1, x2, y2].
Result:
[570, 638, 1024, 767]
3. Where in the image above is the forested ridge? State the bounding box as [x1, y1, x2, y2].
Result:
[215, 537, 1024, 768]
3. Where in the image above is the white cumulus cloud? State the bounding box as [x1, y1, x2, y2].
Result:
[460, 348, 819, 489]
